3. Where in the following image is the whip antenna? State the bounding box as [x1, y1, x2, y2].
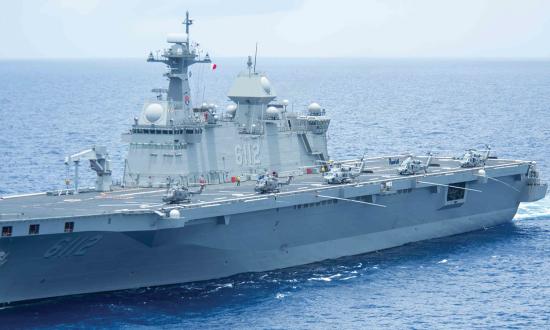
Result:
[254, 42, 258, 73]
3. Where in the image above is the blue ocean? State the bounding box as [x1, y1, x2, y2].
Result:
[0, 59, 549, 329]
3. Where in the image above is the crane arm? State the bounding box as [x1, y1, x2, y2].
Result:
[64, 149, 97, 164]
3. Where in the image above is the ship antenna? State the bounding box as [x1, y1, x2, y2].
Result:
[253, 42, 258, 73]
[183, 11, 193, 47]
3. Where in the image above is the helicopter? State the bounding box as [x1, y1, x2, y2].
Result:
[162, 178, 205, 204]
[323, 165, 361, 184]
[254, 173, 293, 194]
[321, 152, 369, 184]
[397, 153, 434, 176]
[459, 145, 491, 168]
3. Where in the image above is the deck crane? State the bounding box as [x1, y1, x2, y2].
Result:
[64, 146, 112, 194]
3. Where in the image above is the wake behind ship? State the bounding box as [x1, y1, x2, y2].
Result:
[0, 12, 546, 304]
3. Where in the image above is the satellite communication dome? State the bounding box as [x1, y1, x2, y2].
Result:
[266, 106, 279, 118]
[282, 99, 289, 106]
[145, 103, 163, 123]
[260, 77, 271, 94]
[308, 102, 322, 115]
[226, 104, 237, 114]
[169, 209, 181, 219]
[167, 33, 187, 43]
[478, 168, 488, 183]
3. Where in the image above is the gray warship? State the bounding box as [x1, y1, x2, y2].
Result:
[0, 13, 547, 304]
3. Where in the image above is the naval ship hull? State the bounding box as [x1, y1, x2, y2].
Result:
[2, 13, 546, 305]
[0, 161, 544, 304]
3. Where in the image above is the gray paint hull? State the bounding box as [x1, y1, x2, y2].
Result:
[0, 180, 520, 304]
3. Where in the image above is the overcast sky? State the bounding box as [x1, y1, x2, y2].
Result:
[1, 0, 549, 59]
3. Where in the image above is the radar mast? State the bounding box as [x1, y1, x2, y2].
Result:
[147, 11, 211, 110]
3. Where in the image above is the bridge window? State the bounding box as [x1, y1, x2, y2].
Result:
[64, 222, 74, 233]
[29, 224, 40, 235]
[447, 182, 466, 203]
[2, 226, 12, 237]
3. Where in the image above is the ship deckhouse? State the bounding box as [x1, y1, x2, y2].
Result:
[123, 13, 330, 188]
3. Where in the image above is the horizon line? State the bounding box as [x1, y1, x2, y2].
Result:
[1, 56, 550, 61]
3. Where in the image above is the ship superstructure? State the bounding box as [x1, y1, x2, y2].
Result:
[124, 12, 328, 187]
[0, 13, 546, 304]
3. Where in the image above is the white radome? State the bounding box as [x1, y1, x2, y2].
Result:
[260, 76, 271, 94]
[308, 102, 322, 115]
[282, 99, 289, 106]
[169, 209, 181, 219]
[226, 104, 237, 113]
[478, 169, 488, 183]
[167, 33, 187, 43]
[145, 103, 163, 123]
[266, 106, 279, 118]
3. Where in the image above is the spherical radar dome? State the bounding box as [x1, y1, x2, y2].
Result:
[260, 76, 271, 94]
[145, 103, 163, 123]
[308, 102, 322, 115]
[226, 104, 237, 114]
[266, 106, 279, 117]
[169, 209, 181, 219]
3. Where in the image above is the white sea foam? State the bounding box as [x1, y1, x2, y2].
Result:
[515, 198, 550, 220]
[308, 277, 332, 282]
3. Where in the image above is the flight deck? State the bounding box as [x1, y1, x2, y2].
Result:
[0, 156, 529, 221]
